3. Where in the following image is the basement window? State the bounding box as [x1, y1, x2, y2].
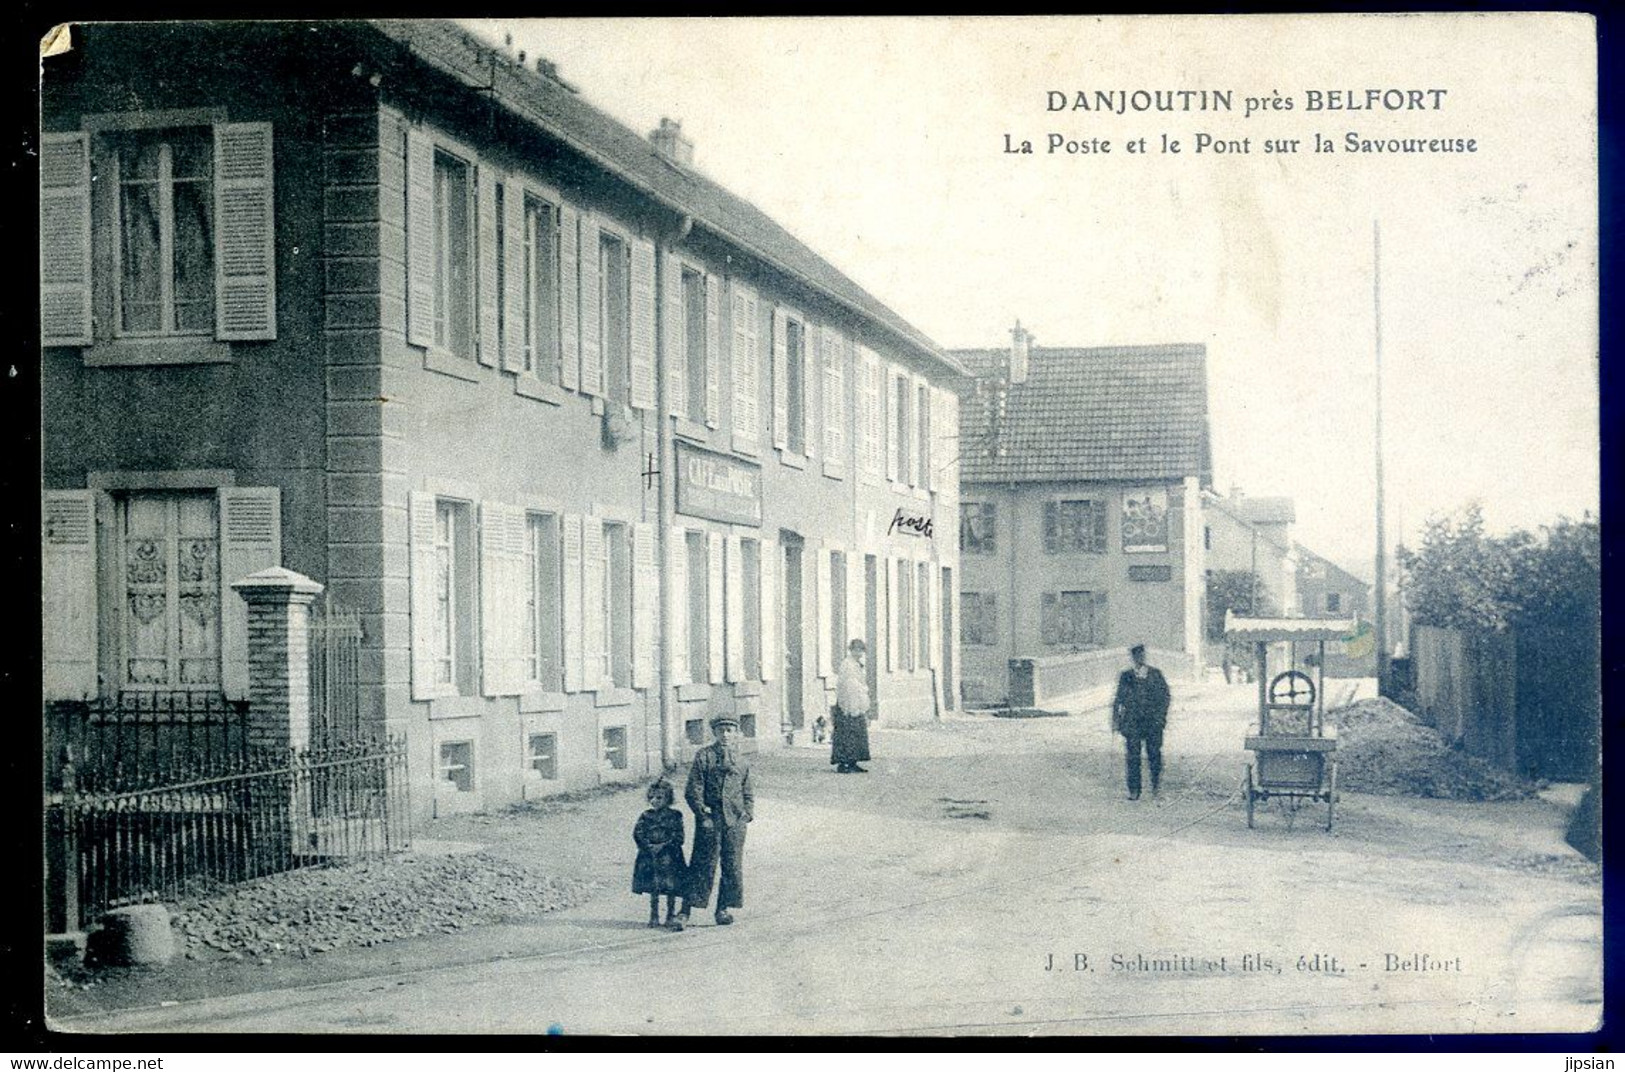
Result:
[603, 726, 628, 770]
[439, 740, 474, 793]
[527, 732, 558, 780]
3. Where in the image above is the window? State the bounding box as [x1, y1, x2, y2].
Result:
[895, 374, 912, 483]
[743, 538, 763, 681]
[822, 330, 846, 466]
[432, 150, 474, 356]
[917, 561, 931, 667]
[961, 592, 997, 647]
[1325, 592, 1342, 614]
[786, 318, 807, 454]
[603, 726, 629, 770]
[522, 194, 559, 381]
[600, 233, 631, 403]
[830, 551, 847, 670]
[1045, 499, 1107, 554]
[112, 127, 214, 336]
[1042, 591, 1102, 648]
[685, 718, 706, 746]
[686, 531, 709, 684]
[739, 714, 757, 739]
[683, 268, 707, 423]
[439, 740, 474, 793]
[120, 492, 220, 687]
[434, 500, 477, 693]
[896, 558, 914, 671]
[604, 522, 632, 688]
[524, 513, 563, 690]
[961, 502, 996, 554]
[917, 382, 931, 488]
[526, 732, 558, 780]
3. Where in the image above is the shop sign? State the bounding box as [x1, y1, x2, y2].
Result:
[887, 506, 934, 540]
[676, 441, 761, 526]
[1122, 487, 1169, 553]
[1128, 564, 1173, 583]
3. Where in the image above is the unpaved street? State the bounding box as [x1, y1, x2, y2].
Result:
[52, 681, 1601, 1036]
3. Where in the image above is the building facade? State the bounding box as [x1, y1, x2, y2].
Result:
[41, 20, 962, 819]
[1203, 488, 1299, 620]
[948, 334, 1210, 706]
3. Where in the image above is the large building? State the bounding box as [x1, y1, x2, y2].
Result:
[948, 330, 1211, 706]
[40, 20, 963, 818]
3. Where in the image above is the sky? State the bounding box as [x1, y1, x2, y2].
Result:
[463, 14, 1599, 577]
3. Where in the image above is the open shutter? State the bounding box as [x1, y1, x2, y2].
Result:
[815, 544, 833, 678]
[1044, 501, 1059, 554]
[663, 252, 687, 418]
[802, 327, 817, 462]
[885, 558, 898, 672]
[1093, 500, 1108, 553]
[865, 348, 883, 478]
[558, 205, 580, 391]
[476, 166, 500, 368]
[479, 502, 508, 696]
[885, 368, 898, 483]
[759, 535, 777, 681]
[822, 328, 845, 467]
[926, 563, 938, 670]
[409, 492, 439, 699]
[847, 547, 863, 655]
[562, 514, 583, 691]
[581, 518, 605, 690]
[731, 281, 758, 444]
[633, 522, 656, 688]
[505, 507, 529, 693]
[629, 237, 656, 410]
[1040, 592, 1059, 646]
[668, 528, 689, 686]
[578, 218, 602, 396]
[219, 487, 281, 701]
[704, 274, 721, 427]
[501, 179, 526, 373]
[40, 132, 92, 347]
[214, 122, 277, 341]
[771, 307, 789, 449]
[1094, 591, 1110, 647]
[706, 532, 725, 683]
[43, 490, 98, 699]
[405, 128, 435, 349]
[724, 534, 744, 682]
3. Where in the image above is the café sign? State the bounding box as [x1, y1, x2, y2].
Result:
[676, 441, 762, 526]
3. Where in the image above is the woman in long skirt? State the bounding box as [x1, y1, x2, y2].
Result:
[831, 638, 872, 773]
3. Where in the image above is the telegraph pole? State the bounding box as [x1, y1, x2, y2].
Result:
[1373, 220, 1389, 697]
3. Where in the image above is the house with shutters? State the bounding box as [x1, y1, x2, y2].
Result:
[948, 329, 1210, 706]
[41, 20, 963, 818]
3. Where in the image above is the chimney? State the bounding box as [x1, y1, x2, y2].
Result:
[649, 117, 694, 168]
[1230, 484, 1245, 502]
[1009, 319, 1031, 385]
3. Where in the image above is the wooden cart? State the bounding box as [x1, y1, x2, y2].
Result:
[1225, 613, 1357, 831]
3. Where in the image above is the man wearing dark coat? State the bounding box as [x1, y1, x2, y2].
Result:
[1113, 644, 1171, 800]
[680, 713, 754, 926]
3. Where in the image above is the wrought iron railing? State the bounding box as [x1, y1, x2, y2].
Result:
[45, 692, 251, 793]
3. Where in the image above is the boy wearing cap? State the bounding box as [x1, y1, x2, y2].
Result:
[679, 713, 754, 926]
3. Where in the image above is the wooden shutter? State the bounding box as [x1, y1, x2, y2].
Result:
[502, 179, 526, 373]
[562, 513, 583, 691]
[759, 535, 777, 681]
[479, 502, 526, 696]
[885, 558, 898, 672]
[581, 518, 605, 689]
[408, 491, 438, 699]
[802, 324, 817, 460]
[578, 218, 602, 396]
[668, 528, 689, 686]
[476, 166, 500, 368]
[629, 237, 656, 410]
[1093, 500, 1108, 553]
[1040, 592, 1059, 646]
[1094, 591, 1110, 647]
[823, 328, 845, 467]
[814, 543, 833, 678]
[884, 368, 898, 483]
[558, 204, 580, 391]
[663, 252, 686, 418]
[40, 132, 92, 347]
[864, 348, 883, 478]
[847, 547, 863, 654]
[724, 534, 744, 682]
[43, 490, 97, 699]
[1044, 501, 1059, 554]
[771, 307, 789, 449]
[632, 522, 656, 688]
[505, 506, 529, 693]
[731, 281, 758, 444]
[219, 487, 281, 701]
[926, 563, 939, 670]
[214, 122, 277, 341]
[405, 128, 435, 349]
[706, 531, 725, 683]
[704, 274, 721, 427]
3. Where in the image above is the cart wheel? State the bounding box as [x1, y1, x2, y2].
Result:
[1326, 762, 1338, 831]
[1243, 765, 1256, 829]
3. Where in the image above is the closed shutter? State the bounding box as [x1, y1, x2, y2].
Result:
[815, 543, 832, 678]
[771, 307, 788, 449]
[405, 128, 435, 349]
[578, 217, 602, 396]
[562, 513, 583, 692]
[1040, 592, 1059, 646]
[1044, 501, 1059, 554]
[731, 281, 758, 444]
[704, 274, 721, 427]
[558, 204, 580, 391]
[214, 122, 277, 341]
[476, 166, 499, 368]
[663, 252, 686, 418]
[865, 348, 883, 478]
[629, 237, 656, 410]
[759, 535, 778, 681]
[725, 534, 744, 682]
[409, 491, 439, 699]
[43, 490, 98, 699]
[478, 502, 526, 696]
[219, 487, 281, 701]
[885, 368, 898, 483]
[707, 531, 725, 683]
[40, 132, 92, 347]
[1093, 500, 1107, 553]
[1094, 591, 1110, 647]
[581, 519, 606, 690]
[502, 179, 526, 374]
[505, 506, 528, 692]
[632, 522, 656, 688]
[668, 527, 689, 686]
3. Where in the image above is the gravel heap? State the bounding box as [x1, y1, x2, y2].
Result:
[168, 852, 597, 965]
[1331, 697, 1536, 801]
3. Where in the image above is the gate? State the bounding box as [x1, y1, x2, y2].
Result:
[309, 595, 364, 748]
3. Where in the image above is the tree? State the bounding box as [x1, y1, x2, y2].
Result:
[1397, 503, 1522, 631]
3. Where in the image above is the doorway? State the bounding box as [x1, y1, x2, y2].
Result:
[865, 554, 879, 722]
[783, 535, 804, 731]
[941, 565, 955, 711]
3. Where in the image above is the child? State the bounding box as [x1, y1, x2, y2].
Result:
[632, 778, 688, 930]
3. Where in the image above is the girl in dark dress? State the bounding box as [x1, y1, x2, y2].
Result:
[632, 778, 688, 929]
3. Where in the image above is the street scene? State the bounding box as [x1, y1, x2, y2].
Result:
[38, 15, 1597, 1041]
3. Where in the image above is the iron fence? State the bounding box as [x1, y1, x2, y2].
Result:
[45, 692, 251, 794]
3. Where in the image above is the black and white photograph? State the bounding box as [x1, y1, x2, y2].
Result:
[38, 14, 1600, 1038]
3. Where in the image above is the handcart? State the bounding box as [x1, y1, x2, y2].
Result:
[1224, 613, 1357, 831]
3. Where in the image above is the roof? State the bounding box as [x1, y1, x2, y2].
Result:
[1231, 496, 1296, 525]
[366, 21, 960, 377]
[1295, 544, 1372, 590]
[1203, 491, 1293, 554]
[948, 343, 1210, 484]
[1224, 613, 1358, 642]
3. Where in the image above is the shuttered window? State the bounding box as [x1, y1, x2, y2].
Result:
[683, 268, 707, 423]
[525, 512, 563, 690]
[432, 150, 475, 358]
[961, 592, 997, 646]
[961, 502, 996, 554]
[112, 127, 215, 337]
[599, 233, 631, 404]
[521, 195, 560, 382]
[1041, 590, 1104, 648]
[1044, 499, 1108, 554]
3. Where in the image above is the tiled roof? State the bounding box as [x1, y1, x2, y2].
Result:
[1233, 496, 1296, 524]
[949, 343, 1210, 484]
[365, 20, 959, 375]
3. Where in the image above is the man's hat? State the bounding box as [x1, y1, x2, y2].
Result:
[1129, 643, 1147, 656]
[709, 713, 740, 729]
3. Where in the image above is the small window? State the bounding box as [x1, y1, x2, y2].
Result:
[432, 149, 475, 357]
[439, 740, 474, 792]
[685, 718, 706, 746]
[1325, 592, 1342, 614]
[601, 233, 630, 403]
[683, 268, 707, 423]
[786, 319, 807, 454]
[603, 726, 629, 770]
[112, 127, 215, 337]
[961, 502, 996, 555]
[522, 194, 559, 382]
[739, 714, 757, 739]
[527, 732, 558, 780]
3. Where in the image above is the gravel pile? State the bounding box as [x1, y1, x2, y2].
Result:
[168, 852, 597, 965]
[1331, 698, 1536, 801]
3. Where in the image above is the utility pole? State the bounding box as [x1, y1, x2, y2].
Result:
[1373, 220, 1389, 697]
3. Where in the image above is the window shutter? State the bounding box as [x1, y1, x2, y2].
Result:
[868, 349, 884, 478]
[1094, 590, 1110, 647]
[815, 543, 833, 678]
[218, 487, 281, 701]
[501, 180, 526, 374]
[885, 558, 897, 672]
[1044, 501, 1059, 554]
[212, 122, 278, 341]
[668, 527, 689, 686]
[847, 547, 864, 654]
[663, 252, 686, 418]
[581, 519, 606, 690]
[927, 387, 941, 493]
[475, 167, 499, 368]
[725, 534, 744, 682]
[885, 368, 898, 483]
[479, 502, 508, 696]
[986, 592, 998, 644]
[578, 218, 602, 397]
[405, 129, 435, 349]
[632, 522, 656, 688]
[823, 328, 845, 467]
[558, 204, 580, 391]
[706, 531, 725, 683]
[704, 274, 721, 428]
[408, 491, 439, 699]
[926, 564, 939, 670]
[629, 237, 657, 410]
[771, 307, 789, 449]
[505, 506, 529, 693]
[1040, 593, 1059, 646]
[731, 281, 758, 444]
[562, 513, 583, 692]
[43, 490, 98, 699]
[40, 132, 92, 347]
[1093, 501, 1108, 553]
[759, 535, 778, 681]
[802, 325, 817, 461]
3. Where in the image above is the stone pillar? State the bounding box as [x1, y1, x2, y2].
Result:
[232, 567, 324, 752]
